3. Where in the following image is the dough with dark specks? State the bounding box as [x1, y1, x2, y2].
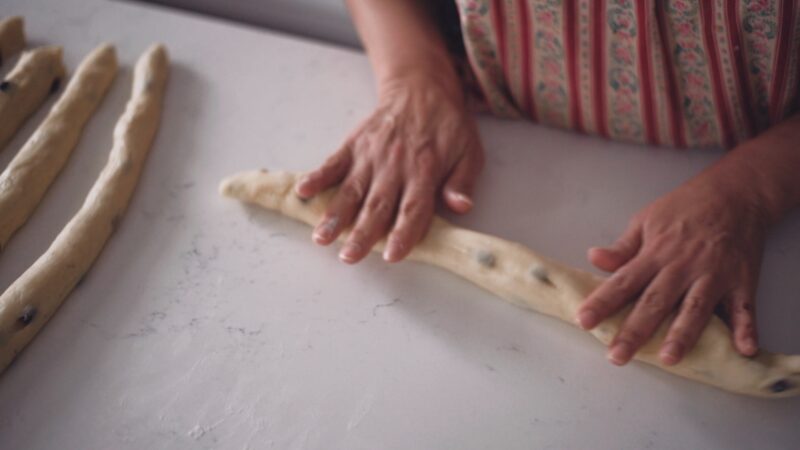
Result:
[0, 44, 118, 249]
[0, 44, 168, 373]
[0, 46, 65, 151]
[219, 170, 800, 398]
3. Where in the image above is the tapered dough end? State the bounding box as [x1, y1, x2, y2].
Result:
[0, 16, 25, 59]
[132, 43, 169, 96]
[219, 170, 267, 198]
[89, 43, 118, 66]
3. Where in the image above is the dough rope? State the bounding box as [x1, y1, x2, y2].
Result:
[0, 44, 118, 250]
[0, 46, 65, 151]
[0, 44, 168, 373]
[220, 170, 800, 398]
[0, 17, 25, 67]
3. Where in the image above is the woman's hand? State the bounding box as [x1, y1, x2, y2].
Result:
[576, 176, 768, 366]
[295, 73, 484, 264]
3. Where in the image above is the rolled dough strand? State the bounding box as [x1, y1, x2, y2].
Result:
[219, 170, 800, 398]
[0, 17, 25, 67]
[0, 44, 168, 373]
[0, 44, 118, 250]
[0, 46, 65, 151]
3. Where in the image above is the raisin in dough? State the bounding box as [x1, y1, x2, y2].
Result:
[0, 44, 168, 373]
[0, 44, 118, 250]
[0, 17, 25, 67]
[219, 170, 800, 398]
[0, 46, 65, 151]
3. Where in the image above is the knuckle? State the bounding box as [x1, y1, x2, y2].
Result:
[610, 271, 636, 293]
[365, 197, 392, 217]
[401, 198, 431, 219]
[639, 291, 666, 314]
[340, 180, 366, 203]
[682, 295, 708, 315]
[413, 150, 440, 177]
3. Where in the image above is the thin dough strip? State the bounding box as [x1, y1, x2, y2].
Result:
[0, 44, 118, 250]
[0, 17, 25, 67]
[219, 170, 800, 398]
[0, 44, 168, 373]
[0, 46, 65, 151]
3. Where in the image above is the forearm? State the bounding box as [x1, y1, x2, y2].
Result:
[696, 114, 800, 225]
[346, 0, 461, 98]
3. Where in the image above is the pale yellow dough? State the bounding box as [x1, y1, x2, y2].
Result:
[220, 170, 800, 398]
[0, 44, 168, 373]
[0, 17, 25, 66]
[0, 46, 65, 151]
[0, 44, 118, 250]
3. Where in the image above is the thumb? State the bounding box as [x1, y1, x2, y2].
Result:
[588, 221, 642, 272]
[442, 149, 484, 214]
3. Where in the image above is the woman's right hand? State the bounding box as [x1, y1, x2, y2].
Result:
[294, 72, 485, 264]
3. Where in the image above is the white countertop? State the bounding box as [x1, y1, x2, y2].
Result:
[0, 1, 798, 449]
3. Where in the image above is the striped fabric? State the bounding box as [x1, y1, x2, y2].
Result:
[456, 0, 800, 148]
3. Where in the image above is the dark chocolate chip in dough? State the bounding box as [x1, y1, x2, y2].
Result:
[18, 305, 37, 326]
[110, 214, 122, 232]
[49, 77, 61, 94]
[769, 379, 792, 393]
[530, 266, 554, 287]
[476, 250, 496, 268]
[0, 80, 11, 93]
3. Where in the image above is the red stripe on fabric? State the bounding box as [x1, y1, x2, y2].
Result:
[769, 0, 794, 122]
[491, 0, 509, 83]
[592, 0, 608, 137]
[727, 0, 757, 136]
[655, 1, 685, 148]
[518, 0, 537, 121]
[700, 1, 733, 148]
[565, 0, 584, 132]
[636, 0, 657, 145]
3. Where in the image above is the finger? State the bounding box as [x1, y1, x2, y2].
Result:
[728, 288, 759, 356]
[383, 178, 436, 263]
[296, 145, 353, 198]
[659, 275, 719, 366]
[607, 267, 687, 366]
[312, 165, 371, 246]
[339, 173, 401, 264]
[588, 221, 643, 273]
[442, 148, 484, 214]
[576, 257, 658, 330]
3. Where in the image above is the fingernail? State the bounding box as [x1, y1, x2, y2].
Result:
[660, 342, 683, 366]
[744, 337, 758, 354]
[383, 238, 404, 262]
[608, 342, 632, 366]
[451, 192, 473, 206]
[313, 217, 339, 243]
[295, 175, 310, 192]
[576, 310, 597, 329]
[339, 242, 362, 263]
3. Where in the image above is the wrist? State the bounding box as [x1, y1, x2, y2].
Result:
[695, 157, 780, 228]
[377, 63, 464, 105]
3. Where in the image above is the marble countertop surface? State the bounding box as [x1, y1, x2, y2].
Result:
[0, 0, 798, 448]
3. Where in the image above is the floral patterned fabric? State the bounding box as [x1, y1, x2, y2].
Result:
[456, 0, 800, 148]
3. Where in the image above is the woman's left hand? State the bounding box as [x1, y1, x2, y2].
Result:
[576, 176, 769, 366]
